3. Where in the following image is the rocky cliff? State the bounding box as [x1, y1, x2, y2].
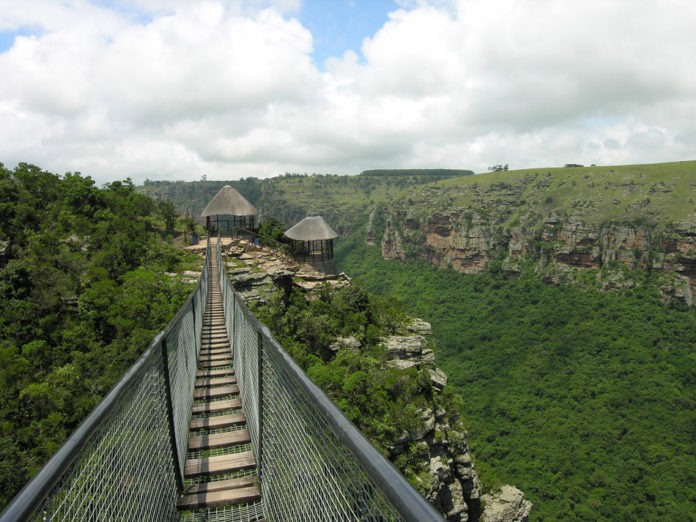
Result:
[193, 238, 531, 522]
[369, 162, 696, 304]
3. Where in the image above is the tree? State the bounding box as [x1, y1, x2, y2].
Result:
[258, 216, 286, 242]
[182, 217, 197, 243]
[488, 164, 509, 172]
[157, 198, 178, 231]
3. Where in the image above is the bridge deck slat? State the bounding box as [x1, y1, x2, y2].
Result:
[198, 360, 234, 369]
[201, 332, 227, 338]
[184, 451, 257, 477]
[201, 335, 229, 342]
[189, 412, 246, 430]
[199, 349, 231, 357]
[182, 476, 257, 495]
[188, 429, 251, 451]
[177, 485, 260, 509]
[196, 367, 235, 378]
[195, 376, 237, 388]
[193, 384, 239, 400]
[198, 354, 233, 363]
[191, 398, 241, 414]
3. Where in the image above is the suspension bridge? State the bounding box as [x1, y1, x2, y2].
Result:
[0, 236, 442, 521]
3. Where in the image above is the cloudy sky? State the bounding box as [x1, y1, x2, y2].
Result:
[1, 0, 694, 184]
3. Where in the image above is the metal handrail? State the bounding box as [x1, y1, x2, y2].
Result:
[0, 237, 211, 522]
[0, 331, 166, 522]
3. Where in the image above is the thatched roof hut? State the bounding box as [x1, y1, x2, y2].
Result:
[201, 185, 259, 234]
[284, 216, 338, 241]
[284, 216, 338, 263]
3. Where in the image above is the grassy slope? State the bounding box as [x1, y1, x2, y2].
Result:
[397, 161, 696, 227]
[336, 228, 696, 520]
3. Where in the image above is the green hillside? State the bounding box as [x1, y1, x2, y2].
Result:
[398, 161, 696, 227]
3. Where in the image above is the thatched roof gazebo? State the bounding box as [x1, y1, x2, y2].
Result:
[284, 216, 338, 264]
[201, 185, 259, 236]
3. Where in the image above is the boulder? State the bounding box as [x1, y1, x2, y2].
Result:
[388, 359, 418, 370]
[407, 318, 432, 335]
[429, 368, 448, 391]
[481, 485, 532, 522]
[329, 336, 361, 352]
[384, 335, 427, 359]
[232, 271, 271, 286]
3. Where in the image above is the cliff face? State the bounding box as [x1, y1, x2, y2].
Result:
[376, 211, 696, 304]
[370, 163, 696, 305]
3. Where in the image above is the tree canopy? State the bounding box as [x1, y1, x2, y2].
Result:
[0, 163, 197, 509]
[336, 231, 696, 520]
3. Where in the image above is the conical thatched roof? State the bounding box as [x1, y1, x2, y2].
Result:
[200, 185, 259, 217]
[284, 216, 338, 241]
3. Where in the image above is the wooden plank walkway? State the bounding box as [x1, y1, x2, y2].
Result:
[177, 245, 262, 515]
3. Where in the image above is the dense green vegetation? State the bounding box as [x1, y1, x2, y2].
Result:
[0, 163, 199, 509]
[251, 282, 464, 490]
[336, 232, 696, 520]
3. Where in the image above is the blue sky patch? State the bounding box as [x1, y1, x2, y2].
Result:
[89, 0, 155, 25]
[0, 27, 42, 54]
[297, 0, 399, 68]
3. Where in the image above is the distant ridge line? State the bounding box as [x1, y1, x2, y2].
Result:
[359, 169, 473, 177]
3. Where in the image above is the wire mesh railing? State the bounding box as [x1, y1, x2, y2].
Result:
[0, 239, 211, 522]
[216, 238, 443, 522]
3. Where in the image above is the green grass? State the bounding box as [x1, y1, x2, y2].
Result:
[394, 161, 696, 228]
[177, 251, 205, 272]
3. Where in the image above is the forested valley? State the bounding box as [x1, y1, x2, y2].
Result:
[0, 163, 200, 509]
[336, 229, 696, 520]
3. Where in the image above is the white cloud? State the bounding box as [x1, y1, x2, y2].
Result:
[0, 0, 694, 183]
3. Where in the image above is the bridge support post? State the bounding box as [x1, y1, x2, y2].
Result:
[257, 330, 264, 483]
[191, 299, 198, 356]
[161, 338, 184, 492]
